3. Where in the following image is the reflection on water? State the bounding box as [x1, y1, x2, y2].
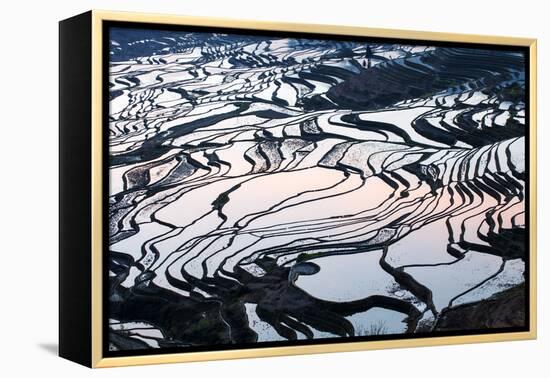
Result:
[107, 28, 527, 351]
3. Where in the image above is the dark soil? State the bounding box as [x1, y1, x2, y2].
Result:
[433, 283, 526, 331]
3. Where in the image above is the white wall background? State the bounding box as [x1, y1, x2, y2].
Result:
[1, 0, 547, 376]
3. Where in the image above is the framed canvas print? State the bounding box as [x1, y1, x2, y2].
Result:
[59, 10, 537, 368]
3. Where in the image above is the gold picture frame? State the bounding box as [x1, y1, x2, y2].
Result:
[59, 9, 537, 368]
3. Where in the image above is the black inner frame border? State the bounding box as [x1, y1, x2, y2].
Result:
[101, 19, 531, 359]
